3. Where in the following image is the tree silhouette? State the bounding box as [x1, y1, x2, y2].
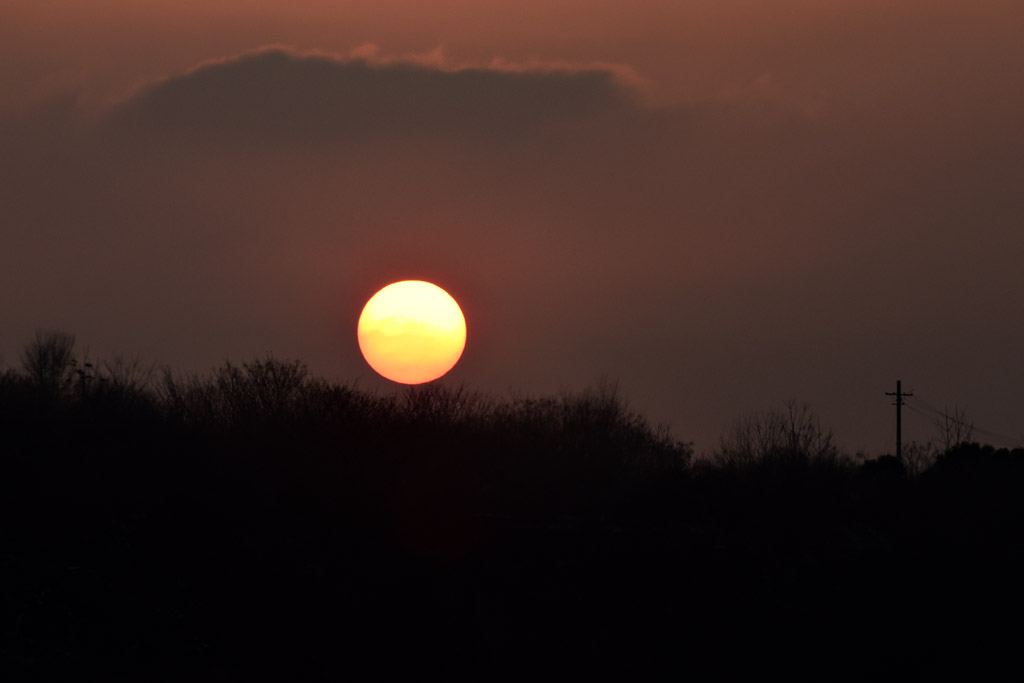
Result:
[937, 403, 975, 452]
[20, 329, 76, 394]
[714, 398, 840, 467]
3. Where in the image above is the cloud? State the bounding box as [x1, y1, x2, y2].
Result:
[105, 47, 638, 147]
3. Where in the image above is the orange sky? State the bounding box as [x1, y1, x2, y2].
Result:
[2, 0, 1023, 451]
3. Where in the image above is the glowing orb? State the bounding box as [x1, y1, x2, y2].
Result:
[357, 280, 467, 384]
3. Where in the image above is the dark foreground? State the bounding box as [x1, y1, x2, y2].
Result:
[2, 364, 1022, 679]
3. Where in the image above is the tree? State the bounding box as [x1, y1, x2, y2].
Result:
[937, 404, 974, 452]
[20, 330, 76, 394]
[715, 399, 840, 467]
[160, 356, 312, 428]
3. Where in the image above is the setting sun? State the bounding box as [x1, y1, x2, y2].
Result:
[357, 280, 467, 384]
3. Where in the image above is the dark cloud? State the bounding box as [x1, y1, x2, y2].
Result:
[105, 48, 634, 146]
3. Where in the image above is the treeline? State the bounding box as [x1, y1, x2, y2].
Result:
[6, 331, 1017, 477]
[2, 332, 1023, 678]
[2, 331, 691, 519]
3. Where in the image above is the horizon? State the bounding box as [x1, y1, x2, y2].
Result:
[0, 328, 1014, 459]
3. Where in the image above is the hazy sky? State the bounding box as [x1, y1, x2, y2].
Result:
[3, 0, 1022, 452]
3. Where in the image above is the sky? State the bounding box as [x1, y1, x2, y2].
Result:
[2, 0, 1023, 453]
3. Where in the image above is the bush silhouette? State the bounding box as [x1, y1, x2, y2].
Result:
[713, 398, 843, 471]
[159, 356, 315, 430]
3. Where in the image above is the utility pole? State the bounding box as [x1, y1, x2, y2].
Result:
[885, 380, 913, 466]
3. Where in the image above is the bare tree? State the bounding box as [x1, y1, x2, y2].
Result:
[401, 382, 491, 425]
[102, 353, 156, 392]
[159, 356, 312, 428]
[901, 440, 940, 477]
[715, 399, 839, 467]
[20, 330, 76, 393]
[936, 404, 974, 451]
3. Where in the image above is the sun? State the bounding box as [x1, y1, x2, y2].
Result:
[357, 280, 467, 384]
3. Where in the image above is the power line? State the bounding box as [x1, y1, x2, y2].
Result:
[904, 395, 944, 416]
[905, 395, 955, 420]
[912, 396, 1020, 446]
[904, 397, 975, 437]
[903, 394, 1022, 448]
[966, 425, 1021, 447]
[904, 403, 934, 423]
